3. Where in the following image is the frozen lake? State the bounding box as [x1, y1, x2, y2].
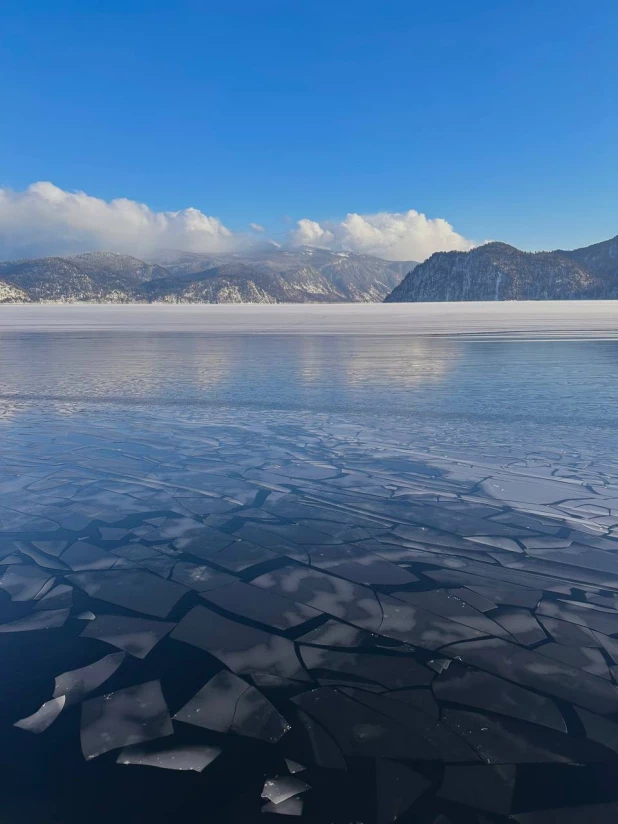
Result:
[1, 303, 618, 823]
[3, 299, 618, 336]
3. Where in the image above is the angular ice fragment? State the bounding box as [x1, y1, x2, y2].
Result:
[296, 620, 375, 648]
[53, 652, 126, 706]
[0, 566, 54, 601]
[80, 680, 173, 760]
[391, 589, 510, 638]
[77, 611, 96, 621]
[292, 687, 439, 760]
[170, 605, 309, 681]
[0, 608, 69, 633]
[80, 614, 175, 658]
[427, 658, 451, 674]
[261, 797, 304, 815]
[33, 584, 73, 611]
[203, 581, 322, 630]
[438, 764, 515, 815]
[210, 541, 279, 572]
[377, 594, 487, 649]
[61, 541, 117, 571]
[250, 567, 383, 632]
[376, 759, 430, 824]
[446, 637, 618, 714]
[261, 776, 310, 804]
[338, 687, 478, 762]
[536, 598, 618, 635]
[442, 708, 602, 764]
[535, 643, 611, 679]
[32, 541, 68, 557]
[67, 570, 188, 618]
[171, 562, 236, 592]
[14, 695, 66, 733]
[308, 544, 418, 586]
[433, 663, 566, 731]
[174, 669, 290, 742]
[492, 608, 547, 646]
[574, 707, 618, 755]
[450, 587, 497, 612]
[592, 631, 618, 664]
[537, 616, 598, 647]
[117, 742, 222, 772]
[299, 647, 433, 689]
[284, 759, 306, 774]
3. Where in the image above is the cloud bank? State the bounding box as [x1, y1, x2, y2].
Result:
[0, 182, 475, 262]
[0, 182, 237, 259]
[289, 211, 474, 261]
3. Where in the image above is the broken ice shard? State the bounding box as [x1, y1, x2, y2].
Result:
[173, 669, 290, 743]
[80, 614, 175, 658]
[67, 570, 188, 618]
[80, 679, 173, 760]
[117, 742, 222, 772]
[261, 775, 311, 804]
[53, 652, 126, 706]
[14, 695, 66, 734]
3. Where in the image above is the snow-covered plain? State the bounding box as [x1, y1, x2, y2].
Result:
[2, 300, 618, 337]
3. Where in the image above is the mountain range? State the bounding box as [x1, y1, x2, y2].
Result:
[2, 234, 617, 305]
[385, 235, 618, 302]
[0, 247, 414, 304]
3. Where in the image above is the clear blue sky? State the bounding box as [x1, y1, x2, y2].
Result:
[1, 0, 617, 253]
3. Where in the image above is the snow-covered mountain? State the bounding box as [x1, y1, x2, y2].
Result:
[0, 247, 415, 304]
[385, 236, 618, 302]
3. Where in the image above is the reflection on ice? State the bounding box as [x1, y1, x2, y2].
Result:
[80, 680, 173, 760]
[174, 669, 290, 742]
[80, 615, 175, 658]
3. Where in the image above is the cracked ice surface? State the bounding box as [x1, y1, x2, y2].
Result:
[3, 324, 618, 821]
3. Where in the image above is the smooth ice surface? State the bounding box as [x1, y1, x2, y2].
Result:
[0, 608, 70, 633]
[117, 742, 222, 772]
[80, 680, 173, 760]
[170, 605, 309, 680]
[67, 570, 188, 618]
[79, 615, 175, 658]
[173, 669, 290, 742]
[0, 566, 54, 601]
[261, 776, 311, 804]
[14, 696, 66, 734]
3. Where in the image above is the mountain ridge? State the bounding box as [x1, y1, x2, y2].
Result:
[0, 246, 416, 304]
[385, 236, 618, 302]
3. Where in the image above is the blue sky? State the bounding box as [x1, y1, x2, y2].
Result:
[1, 0, 617, 260]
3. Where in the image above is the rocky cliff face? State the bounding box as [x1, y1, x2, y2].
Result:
[385, 237, 618, 302]
[0, 247, 415, 304]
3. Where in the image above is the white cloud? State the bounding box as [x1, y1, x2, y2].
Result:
[0, 182, 239, 259]
[288, 209, 475, 261]
[0, 182, 475, 262]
